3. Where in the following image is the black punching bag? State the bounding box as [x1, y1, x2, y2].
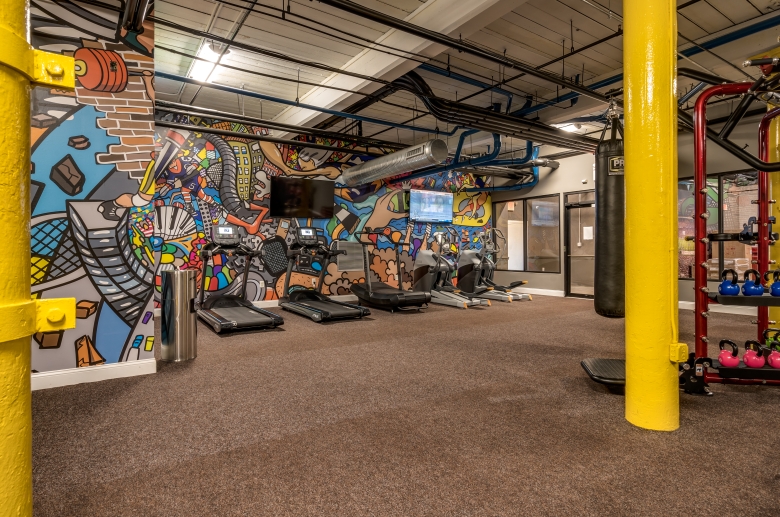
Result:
[594, 119, 625, 318]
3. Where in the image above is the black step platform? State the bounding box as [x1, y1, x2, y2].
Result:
[707, 293, 780, 306]
[714, 361, 780, 380]
[581, 358, 626, 386]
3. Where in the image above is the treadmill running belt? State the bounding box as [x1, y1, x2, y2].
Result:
[214, 306, 275, 327]
[294, 300, 361, 318]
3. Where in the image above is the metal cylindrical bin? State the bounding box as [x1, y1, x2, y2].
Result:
[161, 269, 198, 362]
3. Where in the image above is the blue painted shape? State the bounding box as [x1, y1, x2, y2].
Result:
[131, 335, 143, 348]
[31, 106, 120, 216]
[94, 301, 131, 364]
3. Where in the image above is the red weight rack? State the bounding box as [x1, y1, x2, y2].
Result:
[692, 82, 780, 389]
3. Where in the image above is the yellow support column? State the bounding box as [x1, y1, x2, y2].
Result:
[770, 114, 780, 325]
[624, 0, 683, 430]
[0, 1, 75, 514]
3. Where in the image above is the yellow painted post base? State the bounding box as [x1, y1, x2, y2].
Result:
[0, 337, 33, 515]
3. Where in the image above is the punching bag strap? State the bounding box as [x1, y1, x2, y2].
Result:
[605, 100, 623, 143]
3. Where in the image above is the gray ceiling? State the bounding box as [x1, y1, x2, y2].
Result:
[154, 0, 780, 155]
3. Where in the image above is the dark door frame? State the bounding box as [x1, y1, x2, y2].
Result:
[564, 196, 596, 299]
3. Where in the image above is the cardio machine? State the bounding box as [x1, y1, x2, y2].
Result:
[279, 227, 370, 322]
[350, 227, 431, 311]
[196, 224, 284, 333]
[412, 227, 490, 309]
[456, 228, 531, 303]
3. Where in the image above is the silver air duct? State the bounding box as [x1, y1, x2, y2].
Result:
[342, 139, 449, 186]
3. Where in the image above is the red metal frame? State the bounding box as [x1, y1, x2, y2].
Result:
[694, 83, 780, 385]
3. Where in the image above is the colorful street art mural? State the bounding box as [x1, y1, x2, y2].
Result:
[151, 115, 494, 303]
[26, 3, 493, 376]
[29, 1, 155, 373]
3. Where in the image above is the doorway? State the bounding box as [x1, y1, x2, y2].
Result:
[565, 192, 596, 298]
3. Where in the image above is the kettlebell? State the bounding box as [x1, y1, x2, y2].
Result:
[766, 341, 780, 369]
[742, 269, 764, 296]
[769, 270, 780, 297]
[719, 269, 740, 296]
[744, 340, 766, 368]
[718, 339, 740, 368]
[763, 327, 780, 347]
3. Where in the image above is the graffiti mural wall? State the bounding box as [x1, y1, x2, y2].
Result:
[29, 1, 156, 372]
[152, 115, 493, 304]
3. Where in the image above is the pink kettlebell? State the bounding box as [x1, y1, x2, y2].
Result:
[718, 339, 740, 368]
[766, 332, 780, 369]
[743, 340, 766, 368]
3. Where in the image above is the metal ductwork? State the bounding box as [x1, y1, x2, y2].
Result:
[341, 139, 449, 186]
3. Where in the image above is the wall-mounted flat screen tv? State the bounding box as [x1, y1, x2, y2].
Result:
[270, 177, 335, 219]
[409, 189, 453, 223]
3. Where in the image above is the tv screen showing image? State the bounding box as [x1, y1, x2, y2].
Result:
[270, 177, 335, 219]
[409, 189, 453, 223]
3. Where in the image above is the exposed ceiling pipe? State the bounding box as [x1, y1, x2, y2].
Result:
[154, 120, 388, 157]
[578, 0, 755, 80]
[341, 139, 449, 186]
[155, 72, 462, 136]
[315, 0, 613, 107]
[313, 84, 398, 130]
[457, 27, 623, 105]
[418, 63, 513, 112]
[155, 100, 406, 150]
[391, 72, 598, 152]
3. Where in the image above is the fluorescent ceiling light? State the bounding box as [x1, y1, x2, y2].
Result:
[555, 123, 582, 133]
[189, 42, 228, 82]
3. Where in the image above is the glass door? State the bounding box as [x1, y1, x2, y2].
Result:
[565, 192, 596, 298]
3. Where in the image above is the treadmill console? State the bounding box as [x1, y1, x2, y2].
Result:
[296, 227, 320, 247]
[213, 225, 241, 246]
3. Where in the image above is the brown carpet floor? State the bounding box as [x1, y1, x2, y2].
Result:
[32, 297, 780, 516]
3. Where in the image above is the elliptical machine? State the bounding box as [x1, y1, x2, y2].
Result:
[456, 228, 531, 303]
[412, 227, 490, 308]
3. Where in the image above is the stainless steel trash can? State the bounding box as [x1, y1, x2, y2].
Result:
[161, 269, 198, 362]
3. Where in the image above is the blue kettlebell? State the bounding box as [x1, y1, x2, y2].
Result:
[719, 269, 740, 296]
[742, 269, 764, 296]
[768, 270, 780, 297]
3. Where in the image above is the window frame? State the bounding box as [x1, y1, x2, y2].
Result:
[678, 168, 757, 281]
[492, 193, 562, 274]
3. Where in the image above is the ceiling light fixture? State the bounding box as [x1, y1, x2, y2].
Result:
[557, 123, 582, 133]
[189, 42, 229, 82]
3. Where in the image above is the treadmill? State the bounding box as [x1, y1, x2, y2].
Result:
[279, 226, 370, 322]
[196, 224, 284, 333]
[350, 227, 431, 311]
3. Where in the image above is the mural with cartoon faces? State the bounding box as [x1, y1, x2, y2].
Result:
[152, 116, 493, 304]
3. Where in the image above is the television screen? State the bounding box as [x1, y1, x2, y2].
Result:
[270, 177, 335, 219]
[409, 189, 453, 223]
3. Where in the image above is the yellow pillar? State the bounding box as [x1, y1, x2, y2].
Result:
[770, 114, 780, 325]
[0, 2, 35, 512]
[624, 0, 683, 430]
[0, 1, 75, 514]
